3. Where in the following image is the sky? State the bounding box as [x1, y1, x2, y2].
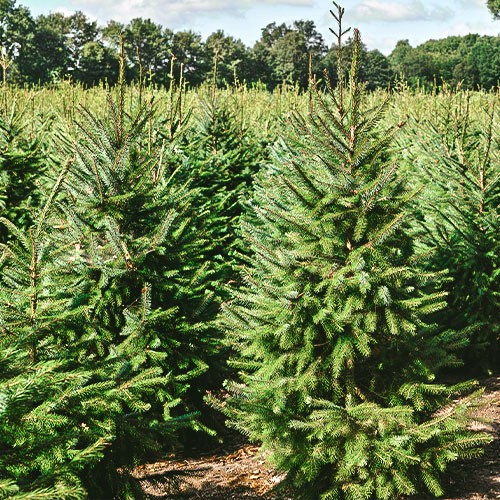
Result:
[18, 0, 499, 54]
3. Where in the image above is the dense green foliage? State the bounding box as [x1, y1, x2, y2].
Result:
[0, 188, 168, 498]
[0, 3, 497, 497]
[215, 9, 495, 500]
[389, 35, 500, 89]
[401, 90, 499, 373]
[54, 91, 224, 497]
[0, 0, 498, 90]
[0, 101, 47, 242]
[182, 86, 266, 282]
[488, 0, 500, 19]
[0, 80, 225, 497]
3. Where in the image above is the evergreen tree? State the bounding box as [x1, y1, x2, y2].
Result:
[0, 100, 47, 243]
[53, 78, 220, 492]
[185, 85, 265, 279]
[0, 177, 163, 498]
[0, 347, 97, 499]
[402, 90, 499, 373]
[216, 5, 491, 498]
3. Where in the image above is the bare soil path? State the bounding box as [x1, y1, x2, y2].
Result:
[135, 377, 499, 499]
[438, 377, 500, 500]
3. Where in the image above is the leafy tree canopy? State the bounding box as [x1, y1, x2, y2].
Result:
[487, 0, 500, 18]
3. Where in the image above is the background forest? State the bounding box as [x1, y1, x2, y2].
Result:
[0, 1, 498, 499]
[0, 0, 499, 90]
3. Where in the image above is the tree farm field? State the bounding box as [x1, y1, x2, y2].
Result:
[0, 72, 498, 500]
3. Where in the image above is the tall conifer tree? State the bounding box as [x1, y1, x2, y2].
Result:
[0, 101, 48, 242]
[0, 176, 164, 498]
[402, 90, 499, 373]
[217, 4, 490, 498]
[185, 85, 265, 279]
[52, 78, 220, 494]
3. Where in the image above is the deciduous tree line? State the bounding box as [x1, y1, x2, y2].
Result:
[0, 0, 498, 90]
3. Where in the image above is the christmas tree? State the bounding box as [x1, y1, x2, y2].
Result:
[402, 89, 499, 373]
[53, 79, 220, 494]
[0, 181, 158, 498]
[217, 4, 491, 498]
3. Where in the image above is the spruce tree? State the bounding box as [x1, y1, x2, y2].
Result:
[0, 208, 91, 498]
[52, 81, 220, 494]
[402, 90, 499, 373]
[0, 347, 92, 500]
[217, 5, 491, 498]
[185, 84, 265, 279]
[0, 179, 162, 499]
[0, 100, 48, 242]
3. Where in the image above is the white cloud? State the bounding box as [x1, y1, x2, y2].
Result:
[68, 0, 314, 27]
[444, 20, 500, 37]
[361, 33, 402, 54]
[350, 0, 453, 23]
[50, 5, 99, 23]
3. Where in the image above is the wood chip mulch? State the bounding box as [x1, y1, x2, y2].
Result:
[135, 442, 287, 499]
[135, 377, 499, 499]
[437, 376, 500, 500]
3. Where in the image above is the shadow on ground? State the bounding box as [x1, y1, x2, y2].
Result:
[137, 377, 499, 500]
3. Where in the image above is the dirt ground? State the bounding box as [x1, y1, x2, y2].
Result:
[135, 377, 499, 499]
[438, 377, 500, 500]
